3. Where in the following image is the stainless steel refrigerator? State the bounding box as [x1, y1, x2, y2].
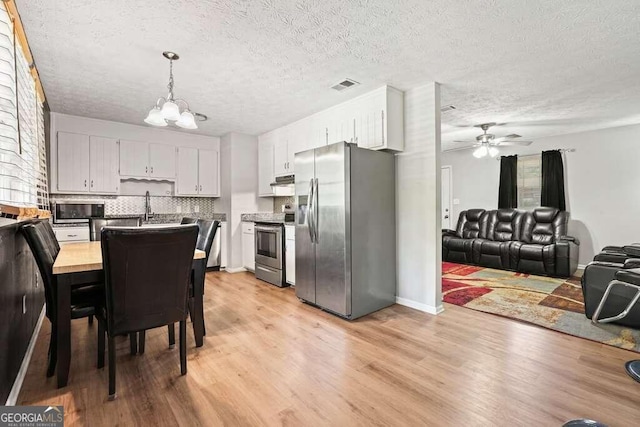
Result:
[295, 141, 396, 319]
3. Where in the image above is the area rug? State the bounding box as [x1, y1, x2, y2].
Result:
[442, 262, 640, 352]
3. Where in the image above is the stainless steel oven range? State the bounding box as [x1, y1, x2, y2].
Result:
[254, 222, 287, 287]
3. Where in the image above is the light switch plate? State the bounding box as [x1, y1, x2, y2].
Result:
[453, 198, 460, 205]
[176, 205, 182, 213]
[194, 205, 199, 213]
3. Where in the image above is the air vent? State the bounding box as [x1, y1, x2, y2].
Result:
[440, 105, 456, 112]
[331, 78, 360, 91]
[504, 134, 521, 139]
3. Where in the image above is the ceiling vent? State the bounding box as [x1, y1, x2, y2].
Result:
[504, 133, 521, 139]
[440, 105, 456, 112]
[331, 78, 360, 91]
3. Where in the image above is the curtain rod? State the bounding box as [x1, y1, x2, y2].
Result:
[497, 148, 575, 160]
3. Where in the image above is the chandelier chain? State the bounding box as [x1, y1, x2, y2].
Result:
[167, 59, 174, 100]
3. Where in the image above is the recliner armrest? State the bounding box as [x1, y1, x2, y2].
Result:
[442, 229, 457, 237]
[559, 235, 580, 245]
[624, 258, 640, 269]
[623, 245, 640, 257]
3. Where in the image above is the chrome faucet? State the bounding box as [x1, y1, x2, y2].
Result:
[144, 191, 154, 222]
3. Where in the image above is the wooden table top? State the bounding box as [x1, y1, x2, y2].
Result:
[53, 241, 206, 275]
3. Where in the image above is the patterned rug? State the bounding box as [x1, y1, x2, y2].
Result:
[443, 262, 640, 352]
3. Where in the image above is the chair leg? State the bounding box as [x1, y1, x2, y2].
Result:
[179, 320, 187, 376]
[108, 335, 117, 400]
[97, 319, 105, 369]
[129, 332, 138, 355]
[138, 330, 146, 355]
[168, 324, 176, 349]
[46, 325, 57, 378]
[88, 314, 94, 326]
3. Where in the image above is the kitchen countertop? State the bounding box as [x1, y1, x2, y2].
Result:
[52, 213, 226, 227]
[241, 213, 294, 225]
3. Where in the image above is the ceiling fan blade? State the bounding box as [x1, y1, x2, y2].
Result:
[453, 140, 476, 143]
[495, 140, 533, 146]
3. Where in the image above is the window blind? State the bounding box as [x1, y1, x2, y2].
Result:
[0, 3, 47, 208]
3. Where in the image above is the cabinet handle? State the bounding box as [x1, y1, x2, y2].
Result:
[195, 185, 198, 192]
[151, 166, 154, 174]
[145, 166, 148, 174]
[68, 234, 78, 237]
[381, 110, 385, 144]
[200, 185, 202, 191]
[90, 180, 93, 188]
[84, 180, 87, 187]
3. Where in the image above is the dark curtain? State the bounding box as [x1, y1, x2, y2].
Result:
[498, 155, 518, 209]
[541, 150, 566, 210]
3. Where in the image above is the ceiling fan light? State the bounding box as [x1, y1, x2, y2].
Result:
[144, 107, 168, 127]
[161, 100, 181, 121]
[175, 110, 198, 129]
[473, 146, 488, 158]
[488, 147, 499, 157]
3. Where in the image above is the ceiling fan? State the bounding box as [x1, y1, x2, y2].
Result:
[454, 123, 533, 158]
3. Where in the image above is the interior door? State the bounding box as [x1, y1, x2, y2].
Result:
[294, 147, 316, 304]
[176, 147, 199, 195]
[57, 132, 90, 192]
[89, 136, 118, 193]
[149, 143, 176, 178]
[198, 149, 219, 196]
[441, 166, 453, 230]
[119, 140, 149, 177]
[314, 142, 349, 316]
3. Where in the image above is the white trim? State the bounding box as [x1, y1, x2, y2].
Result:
[578, 264, 588, 270]
[5, 306, 46, 406]
[395, 297, 444, 315]
[225, 267, 248, 273]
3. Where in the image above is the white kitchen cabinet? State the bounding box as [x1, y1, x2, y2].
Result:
[176, 147, 220, 197]
[353, 86, 404, 151]
[57, 132, 91, 192]
[149, 143, 176, 179]
[119, 140, 176, 179]
[258, 133, 275, 196]
[89, 136, 119, 194]
[52, 225, 90, 244]
[220, 222, 228, 269]
[285, 225, 295, 285]
[327, 105, 355, 146]
[198, 149, 219, 196]
[119, 140, 149, 177]
[273, 127, 290, 177]
[242, 222, 255, 271]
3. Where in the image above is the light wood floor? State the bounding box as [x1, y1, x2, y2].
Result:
[18, 271, 640, 426]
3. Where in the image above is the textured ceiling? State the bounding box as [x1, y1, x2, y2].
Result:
[16, 0, 640, 148]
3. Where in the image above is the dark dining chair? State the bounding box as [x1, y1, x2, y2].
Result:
[21, 222, 103, 378]
[97, 225, 198, 400]
[36, 220, 60, 256]
[166, 218, 219, 347]
[89, 217, 142, 241]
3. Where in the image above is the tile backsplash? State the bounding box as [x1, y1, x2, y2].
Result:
[51, 194, 215, 216]
[273, 196, 295, 213]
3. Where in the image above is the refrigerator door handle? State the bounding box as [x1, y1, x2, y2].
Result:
[306, 178, 315, 243]
[313, 178, 319, 243]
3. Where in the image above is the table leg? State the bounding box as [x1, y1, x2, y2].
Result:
[191, 259, 205, 347]
[56, 275, 72, 388]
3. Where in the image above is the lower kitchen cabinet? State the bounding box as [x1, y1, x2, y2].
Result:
[285, 225, 295, 285]
[52, 225, 90, 244]
[242, 222, 255, 271]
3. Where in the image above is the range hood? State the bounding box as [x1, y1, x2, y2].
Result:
[270, 174, 294, 186]
[270, 174, 294, 196]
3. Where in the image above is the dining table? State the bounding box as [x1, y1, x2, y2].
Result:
[52, 241, 207, 388]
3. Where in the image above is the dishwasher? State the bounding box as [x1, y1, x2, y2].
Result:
[207, 222, 222, 270]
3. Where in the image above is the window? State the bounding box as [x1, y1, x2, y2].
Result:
[0, 3, 47, 208]
[517, 154, 541, 210]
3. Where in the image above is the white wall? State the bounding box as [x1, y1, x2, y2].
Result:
[219, 132, 271, 270]
[441, 123, 640, 265]
[396, 82, 443, 314]
[49, 113, 221, 193]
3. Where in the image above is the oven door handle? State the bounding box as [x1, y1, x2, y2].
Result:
[306, 178, 315, 243]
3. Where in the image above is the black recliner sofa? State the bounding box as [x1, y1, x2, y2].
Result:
[443, 207, 580, 278]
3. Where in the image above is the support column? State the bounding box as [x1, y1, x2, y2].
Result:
[395, 82, 443, 314]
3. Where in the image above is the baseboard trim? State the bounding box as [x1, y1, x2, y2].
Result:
[395, 297, 444, 315]
[5, 305, 46, 406]
[578, 264, 587, 270]
[226, 267, 248, 273]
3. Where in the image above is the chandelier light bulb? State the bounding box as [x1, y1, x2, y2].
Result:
[488, 147, 499, 157]
[161, 100, 181, 122]
[144, 106, 168, 127]
[473, 145, 488, 158]
[175, 110, 198, 129]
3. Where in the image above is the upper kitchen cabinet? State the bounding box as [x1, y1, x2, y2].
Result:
[353, 86, 404, 151]
[119, 140, 176, 179]
[57, 132, 118, 194]
[258, 132, 275, 197]
[273, 127, 290, 177]
[89, 136, 119, 193]
[176, 147, 220, 197]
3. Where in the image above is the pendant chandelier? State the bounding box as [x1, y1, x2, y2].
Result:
[144, 51, 198, 129]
